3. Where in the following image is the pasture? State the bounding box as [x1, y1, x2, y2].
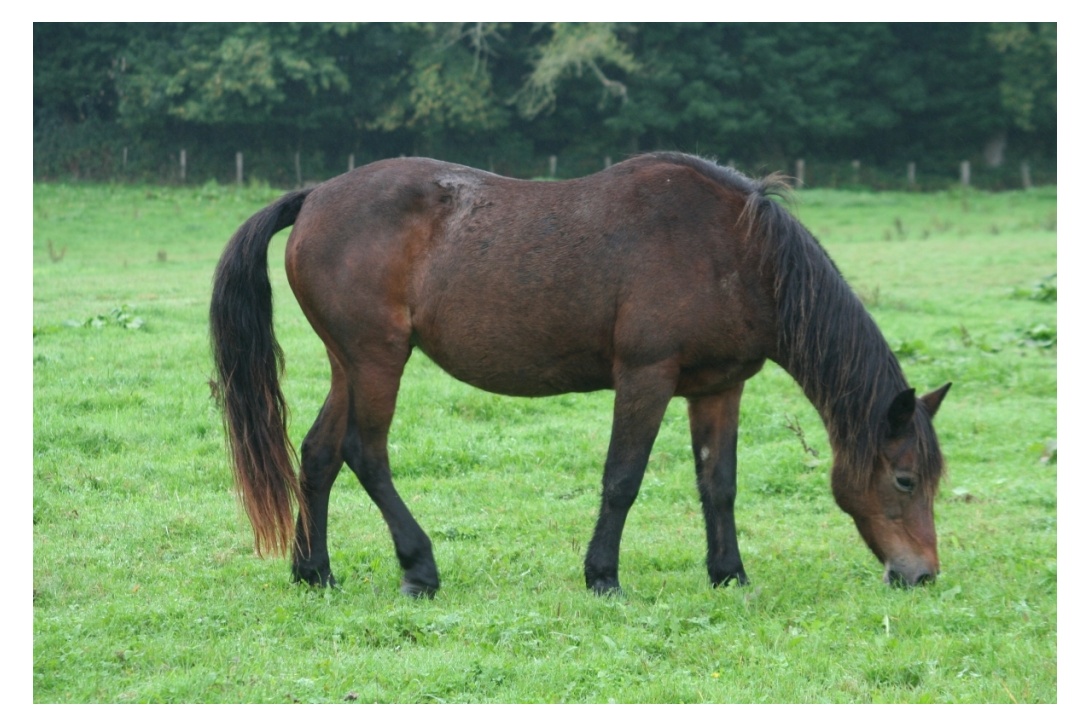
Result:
[33, 175, 1056, 703]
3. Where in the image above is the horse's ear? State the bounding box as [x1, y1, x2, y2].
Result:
[920, 382, 952, 419]
[887, 388, 917, 435]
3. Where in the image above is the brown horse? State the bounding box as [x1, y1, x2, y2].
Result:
[210, 152, 951, 596]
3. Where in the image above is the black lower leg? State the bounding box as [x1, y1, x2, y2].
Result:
[689, 389, 748, 587]
[291, 492, 336, 587]
[697, 438, 747, 586]
[584, 367, 674, 594]
[291, 429, 343, 587]
[343, 424, 439, 598]
[584, 484, 638, 594]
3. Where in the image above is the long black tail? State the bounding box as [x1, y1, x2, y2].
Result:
[210, 189, 311, 557]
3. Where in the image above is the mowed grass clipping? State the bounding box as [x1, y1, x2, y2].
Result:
[33, 179, 1056, 703]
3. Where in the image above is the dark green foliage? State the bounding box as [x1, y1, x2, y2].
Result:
[1011, 274, 1057, 303]
[34, 23, 1056, 185]
[71, 304, 146, 330]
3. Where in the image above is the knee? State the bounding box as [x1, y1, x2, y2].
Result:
[601, 476, 641, 511]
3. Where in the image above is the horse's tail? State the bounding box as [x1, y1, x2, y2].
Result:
[210, 189, 311, 557]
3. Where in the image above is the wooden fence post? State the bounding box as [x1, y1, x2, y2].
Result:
[348, 153, 355, 172]
[1021, 161, 1032, 189]
[907, 161, 916, 186]
[604, 156, 612, 169]
[236, 152, 244, 185]
[180, 149, 186, 183]
[960, 160, 971, 187]
[549, 155, 557, 178]
[795, 158, 805, 188]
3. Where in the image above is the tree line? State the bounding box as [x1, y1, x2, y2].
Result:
[33, 22, 1057, 188]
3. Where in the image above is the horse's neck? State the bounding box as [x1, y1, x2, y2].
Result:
[770, 244, 906, 467]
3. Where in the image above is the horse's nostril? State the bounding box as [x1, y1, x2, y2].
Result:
[886, 568, 935, 588]
[885, 569, 908, 588]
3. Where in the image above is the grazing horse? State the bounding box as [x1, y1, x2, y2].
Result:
[210, 152, 951, 596]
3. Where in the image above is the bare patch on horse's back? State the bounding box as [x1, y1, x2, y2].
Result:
[432, 169, 498, 230]
[435, 169, 486, 196]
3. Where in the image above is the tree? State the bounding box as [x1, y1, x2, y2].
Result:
[510, 23, 639, 119]
[33, 23, 129, 123]
[33, 22, 1056, 184]
[367, 23, 507, 138]
[604, 23, 741, 154]
[115, 24, 351, 129]
[988, 22, 1057, 133]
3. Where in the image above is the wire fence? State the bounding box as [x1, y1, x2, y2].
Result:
[33, 135, 1056, 192]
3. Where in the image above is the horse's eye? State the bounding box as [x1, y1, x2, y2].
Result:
[894, 476, 915, 493]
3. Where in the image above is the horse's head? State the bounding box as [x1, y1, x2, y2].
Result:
[833, 383, 952, 587]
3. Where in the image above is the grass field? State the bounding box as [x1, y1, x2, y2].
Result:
[32, 176, 1057, 703]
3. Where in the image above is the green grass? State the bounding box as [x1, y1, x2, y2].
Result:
[33, 180, 1056, 703]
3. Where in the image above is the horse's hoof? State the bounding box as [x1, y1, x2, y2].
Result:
[710, 570, 749, 588]
[400, 579, 438, 599]
[291, 565, 337, 588]
[588, 579, 624, 597]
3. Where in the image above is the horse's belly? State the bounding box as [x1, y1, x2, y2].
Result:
[411, 314, 614, 397]
[417, 341, 613, 396]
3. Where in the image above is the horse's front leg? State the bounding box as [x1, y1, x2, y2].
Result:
[687, 385, 748, 587]
[584, 363, 676, 594]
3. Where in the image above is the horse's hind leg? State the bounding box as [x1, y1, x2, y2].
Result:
[687, 385, 748, 586]
[291, 355, 349, 587]
[340, 350, 439, 598]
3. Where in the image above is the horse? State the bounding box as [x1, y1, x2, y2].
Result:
[210, 152, 951, 596]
